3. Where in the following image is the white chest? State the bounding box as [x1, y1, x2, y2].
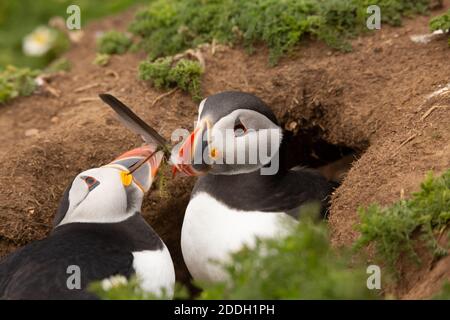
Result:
[132, 244, 175, 298]
[181, 192, 295, 283]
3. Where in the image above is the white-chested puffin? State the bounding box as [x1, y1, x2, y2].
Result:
[0, 145, 175, 299]
[171, 91, 336, 283]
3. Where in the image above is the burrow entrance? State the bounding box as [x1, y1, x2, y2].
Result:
[280, 124, 367, 183]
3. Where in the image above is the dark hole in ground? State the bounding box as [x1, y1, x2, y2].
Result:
[281, 126, 365, 183]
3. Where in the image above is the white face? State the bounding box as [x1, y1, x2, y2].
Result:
[56, 167, 143, 227]
[205, 108, 282, 175]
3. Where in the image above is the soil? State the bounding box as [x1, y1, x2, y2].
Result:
[0, 4, 449, 299]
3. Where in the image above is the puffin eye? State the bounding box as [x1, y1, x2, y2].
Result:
[234, 119, 247, 137]
[80, 176, 100, 192]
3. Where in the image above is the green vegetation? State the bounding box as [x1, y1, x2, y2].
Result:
[129, 0, 432, 64]
[139, 57, 203, 100]
[430, 9, 450, 47]
[92, 212, 377, 300]
[97, 31, 132, 54]
[433, 281, 450, 299]
[354, 170, 450, 271]
[198, 217, 375, 299]
[0, 66, 40, 104]
[89, 276, 182, 300]
[0, 0, 144, 69]
[45, 57, 71, 73]
[93, 53, 111, 67]
[90, 170, 450, 300]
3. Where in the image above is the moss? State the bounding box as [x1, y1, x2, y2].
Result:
[354, 170, 450, 271]
[97, 31, 132, 55]
[0, 65, 40, 103]
[138, 57, 203, 100]
[129, 0, 432, 65]
[430, 9, 450, 47]
[93, 53, 110, 67]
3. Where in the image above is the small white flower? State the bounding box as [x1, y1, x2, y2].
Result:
[100, 275, 128, 291]
[23, 26, 57, 57]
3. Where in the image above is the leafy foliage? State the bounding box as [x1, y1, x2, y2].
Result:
[129, 0, 432, 64]
[90, 213, 377, 300]
[89, 276, 183, 300]
[354, 170, 450, 271]
[139, 57, 203, 100]
[198, 217, 376, 299]
[0, 0, 144, 69]
[97, 31, 132, 55]
[0, 66, 40, 103]
[45, 57, 71, 73]
[430, 9, 450, 47]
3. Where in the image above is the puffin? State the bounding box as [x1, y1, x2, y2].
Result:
[0, 144, 175, 299]
[97, 92, 336, 284]
[171, 91, 337, 283]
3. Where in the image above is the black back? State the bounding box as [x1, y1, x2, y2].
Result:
[193, 166, 333, 219]
[0, 213, 162, 300]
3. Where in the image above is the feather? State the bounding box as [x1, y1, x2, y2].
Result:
[99, 94, 169, 149]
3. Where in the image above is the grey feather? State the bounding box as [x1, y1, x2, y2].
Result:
[99, 94, 168, 148]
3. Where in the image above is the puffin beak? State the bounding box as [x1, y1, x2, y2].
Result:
[171, 119, 211, 177]
[108, 145, 164, 192]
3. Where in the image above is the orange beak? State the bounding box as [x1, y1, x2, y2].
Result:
[171, 121, 211, 177]
[108, 144, 164, 192]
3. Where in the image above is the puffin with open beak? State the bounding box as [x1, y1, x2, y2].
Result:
[0, 144, 175, 299]
[99, 92, 336, 284]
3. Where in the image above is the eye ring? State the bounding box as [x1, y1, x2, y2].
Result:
[80, 176, 100, 192]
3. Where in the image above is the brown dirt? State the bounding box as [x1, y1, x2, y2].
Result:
[1, 4, 449, 299]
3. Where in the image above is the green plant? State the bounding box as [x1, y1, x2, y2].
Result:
[354, 170, 450, 271]
[97, 31, 132, 54]
[430, 9, 450, 47]
[433, 281, 450, 299]
[0, 65, 40, 103]
[93, 53, 110, 67]
[90, 275, 188, 300]
[129, 0, 432, 65]
[90, 211, 377, 300]
[199, 217, 376, 299]
[45, 57, 71, 73]
[139, 57, 203, 100]
[0, 0, 144, 69]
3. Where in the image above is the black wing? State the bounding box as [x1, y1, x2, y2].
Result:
[0, 232, 134, 299]
[193, 167, 334, 219]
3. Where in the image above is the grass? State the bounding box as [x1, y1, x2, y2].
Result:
[129, 0, 432, 65]
[430, 9, 450, 47]
[354, 169, 450, 272]
[138, 57, 203, 100]
[91, 210, 377, 300]
[0, 0, 144, 69]
[97, 31, 132, 54]
[0, 66, 40, 104]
